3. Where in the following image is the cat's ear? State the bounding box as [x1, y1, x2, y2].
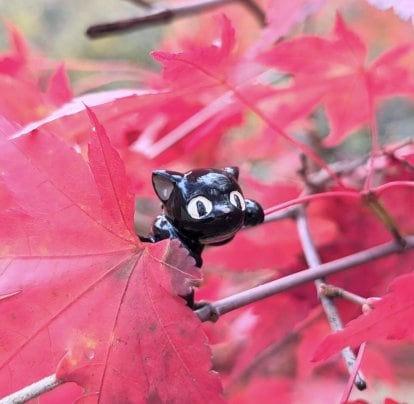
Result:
[152, 170, 183, 202]
[224, 166, 239, 180]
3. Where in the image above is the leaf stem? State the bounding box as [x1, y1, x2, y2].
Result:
[373, 180, 414, 196]
[263, 180, 414, 219]
[229, 86, 346, 187]
[263, 191, 360, 217]
[139, 93, 234, 159]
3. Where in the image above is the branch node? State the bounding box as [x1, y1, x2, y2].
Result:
[319, 283, 341, 298]
[355, 376, 367, 391]
[194, 301, 220, 322]
[297, 153, 325, 193]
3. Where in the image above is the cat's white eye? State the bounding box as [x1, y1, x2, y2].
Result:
[187, 196, 213, 219]
[230, 191, 246, 211]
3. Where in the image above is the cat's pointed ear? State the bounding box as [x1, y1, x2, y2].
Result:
[152, 170, 183, 202]
[224, 166, 239, 180]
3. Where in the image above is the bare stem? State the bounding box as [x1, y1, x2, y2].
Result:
[195, 236, 414, 322]
[0, 374, 62, 404]
[296, 207, 366, 390]
[341, 343, 367, 403]
[264, 157, 372, 224]
[263, 205, 299, 223]
[364, 194, 406, 247]
[134, 93, 234, 159]
[87, 0, 265, 38]
[307, 157, 368, 188]
[320, 284, 367, 307]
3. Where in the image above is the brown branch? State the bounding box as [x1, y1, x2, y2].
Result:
[341, 342, 367, 403]
[319, 284, 368, 307]
[86, 0, 265, 38]
[296, 207, 366, 390]
[0, 374, 62, 403]
[364, 193, 406, 247]
[195, 235, 414, 322]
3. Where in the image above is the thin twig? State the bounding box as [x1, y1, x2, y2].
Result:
[263, 191, 361, 217]
[364, 193, 406, 247]
[134, 70, 290, 160]
[307, 157, 368, 188]
[340, 343, 367, 403]
[126, 0, 154, 9]
[0, 374, 62, 404]
[264, 156, 372, 224]
[133, 93, 234, 159]
[296, 207, 366, 390]
[319, 284, 367, 307]
[263, 205, 299, 223]
[86, 0, 265, 38]
[195, 236, 414, 322]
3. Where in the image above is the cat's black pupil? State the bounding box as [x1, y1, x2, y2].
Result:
[196, 200, 207, 216]
[234, 194, 242, 209]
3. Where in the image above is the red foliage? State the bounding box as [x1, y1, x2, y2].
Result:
[1, 1, 414, 402]
[314, 272, 414, 361]
[259, 14, 414, 145]
[0, 110, 221, 401]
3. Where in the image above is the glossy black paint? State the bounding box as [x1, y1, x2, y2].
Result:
[140, 167, 264, 269]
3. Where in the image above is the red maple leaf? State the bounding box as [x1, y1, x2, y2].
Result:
[259, 14, 414, 146]
[0, 23, 29, 77]
[313, 271, 414, 361]
[250, 0, 327, 54]
[0, 108, 223, 401]
[45, 64, 73, 105]
[228, 295, 310, 382]
[0, 24, 75, 126]
[152, 14, 236, 90]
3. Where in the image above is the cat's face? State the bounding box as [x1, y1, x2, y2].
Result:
[152, 167, 246, 244]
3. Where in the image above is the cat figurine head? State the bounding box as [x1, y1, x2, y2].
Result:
[152, 167, 263, 245]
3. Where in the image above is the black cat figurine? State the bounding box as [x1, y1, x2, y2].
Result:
[139, 167, 264, 306]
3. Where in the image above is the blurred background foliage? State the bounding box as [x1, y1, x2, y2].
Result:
[0, 0, 163, 65]
[1, 0, 414, 152]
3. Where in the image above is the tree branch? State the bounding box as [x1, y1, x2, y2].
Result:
[341, 343, 367, 403]
[195, 236, 414, 322]
[0, 374, 62, 404]
[319, 284, 368, 307]
[296, 207, 366, 390]
[86, 0, 265, 38]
